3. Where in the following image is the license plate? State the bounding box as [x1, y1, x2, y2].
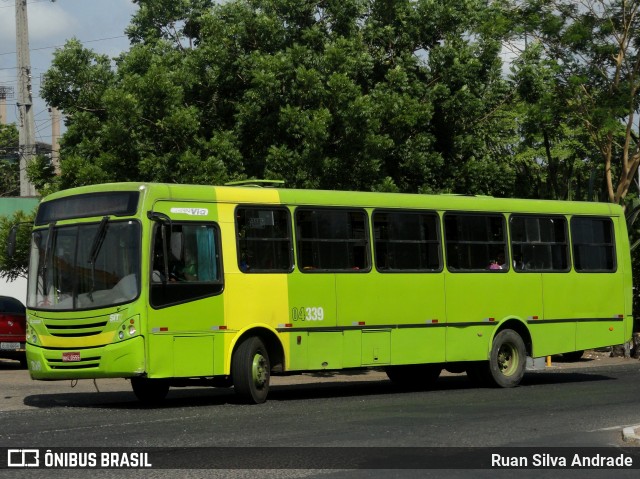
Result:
[62, 352, 81, 362]
[0, 342, 20, 351]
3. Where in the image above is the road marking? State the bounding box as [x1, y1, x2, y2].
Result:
[589, 424, 636, 432]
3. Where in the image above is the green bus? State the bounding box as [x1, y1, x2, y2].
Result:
[20, 183, 633, 404]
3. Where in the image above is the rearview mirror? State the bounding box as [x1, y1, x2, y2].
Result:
[5, 225, 18, 258]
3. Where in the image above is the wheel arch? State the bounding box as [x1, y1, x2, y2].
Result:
[494, 317, 532, 357]
[227, 325, 285, 375]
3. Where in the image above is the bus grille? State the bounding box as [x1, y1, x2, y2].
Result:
[43, 319, 108, 337]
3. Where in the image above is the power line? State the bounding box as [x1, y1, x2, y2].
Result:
[0, 35, 128, 57]
[0, 0, 56, 9]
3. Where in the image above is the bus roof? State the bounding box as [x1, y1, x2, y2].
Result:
[40, 182, 621, 217]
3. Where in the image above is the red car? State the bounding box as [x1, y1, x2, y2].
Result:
[0, 296, 27, 367]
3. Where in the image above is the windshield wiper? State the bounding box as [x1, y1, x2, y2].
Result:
[41, 222, 56, 299]
[87, 216, 109, 301]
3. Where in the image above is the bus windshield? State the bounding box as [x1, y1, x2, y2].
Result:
[27, 220, 141, 311]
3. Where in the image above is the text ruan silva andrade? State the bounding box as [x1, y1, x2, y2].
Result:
[491, 453, 634, 468]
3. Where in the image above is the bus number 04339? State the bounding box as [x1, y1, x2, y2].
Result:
[291, 307, 324, 321]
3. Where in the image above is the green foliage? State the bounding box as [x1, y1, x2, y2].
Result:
[507, 0, 640, 204]
[26, 155, 57, 198]
[0, 209, 35, 281]
[0, 124, 19, 197]
[40, 0, 517, 196]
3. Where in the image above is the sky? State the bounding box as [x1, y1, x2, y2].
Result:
[0, 0, 138, 144]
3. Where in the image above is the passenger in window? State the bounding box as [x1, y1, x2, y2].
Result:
[488, 260, 502, 270]
[513, 254, 525, 270]
[497, 252, 508, 269]
[180, 248, 198, 281]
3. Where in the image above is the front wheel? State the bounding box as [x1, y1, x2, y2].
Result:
[232, 336, 271, 404]
[487, 329, 526, 388]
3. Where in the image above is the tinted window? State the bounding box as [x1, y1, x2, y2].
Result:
[510, 216, 569, 271]
[295, 209, 370, 272]
[445, 214, 507, 271]
[571, 217, 616, 272]
[0, 297, 25, 314]
[151, 223, 223, 308]
[28, 221, 141, 310]
[36, 192, 139, 225]
[373, 211, 441, 271]
[236, 207, 293, 272]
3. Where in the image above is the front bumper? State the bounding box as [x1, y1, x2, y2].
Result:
[27, 336, 146, 380]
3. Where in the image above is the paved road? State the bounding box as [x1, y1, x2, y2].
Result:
[0, 353, 639, 478]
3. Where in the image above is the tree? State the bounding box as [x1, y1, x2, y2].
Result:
[510, 44, 598, 201]
[0, 209, 34, 281]
[40, 0, 517, 196]
[508, 0, 640, 206]
[0, 124, 19, 197]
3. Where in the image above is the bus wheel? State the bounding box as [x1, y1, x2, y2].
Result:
[232, 336, 271, 404]
[488, 329, 526, 388]
[385, 364, 441, 389]
[131, 377, 170, 404]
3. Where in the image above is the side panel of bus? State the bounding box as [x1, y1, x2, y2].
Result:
[443, 273, 542, 361]
[145, 200, 226, 379]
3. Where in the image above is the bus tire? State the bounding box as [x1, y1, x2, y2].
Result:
[131, 377, 170, 404]
[488, 329, 526, 388]
[385, 364, 441, 389]
[232, 336, 270, 404]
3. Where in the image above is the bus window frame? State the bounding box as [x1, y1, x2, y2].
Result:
[149, 220, 224, 310]
[36, 191, 140, 226]
[234, 205, 295, 274]
[508, 214, 571, 273]
[372, 208, 443, 273]
[28, 218, 143, 312]
[443, 211, 509, 273]
[294, 206, 372, 273]
[570, 215, 618, 273]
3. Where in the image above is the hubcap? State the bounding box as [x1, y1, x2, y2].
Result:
[497, 344, 518, 376]
[252, 353, 269, 389]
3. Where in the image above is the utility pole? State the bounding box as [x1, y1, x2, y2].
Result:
[50, 107, 61, 174]
[15, 0, 37, 196]
[0, 85, 14, 125]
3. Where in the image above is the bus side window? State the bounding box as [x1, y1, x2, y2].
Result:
[295, 208, 371, 272]
[509, 215, 569, 272]
[571, 217, 615, 272]
[235, 207, 293, 273]
[373, 210, 441, 272]
[150, 222, 223, 308]
[444, 213, 507, 272]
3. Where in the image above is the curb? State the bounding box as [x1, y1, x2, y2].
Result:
[622, 426, 640, 444]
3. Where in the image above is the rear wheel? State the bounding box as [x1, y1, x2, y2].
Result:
[385, 364, 441, 389]
[130, 377, 170, 404]
[232, 336, 271, 404]
[487, 329, 526, 388]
